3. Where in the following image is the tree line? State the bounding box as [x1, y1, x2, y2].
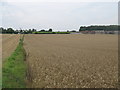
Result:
[0, 27, 53, 34]
[79, 25, 118, 31]
[0, 25, 119, 34]
[0, 27, 72, 34]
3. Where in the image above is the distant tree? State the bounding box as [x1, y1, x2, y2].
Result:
[2, 28, 7, 34]
[28, 29, 32, 34]
[40, 29, 45, 32]
[7, 28, 14, 34]
[23, 30, 28, 34]
[20, 30, 23, 34]
[67, 30, 69, 32]
[48, 28, 52, 32]
[71, 30, 76, 32]
[32, 29, 36, 32]
[79, 25, 118, 31]
[14, 30, 19, 34]
[0, 27, 4, 33]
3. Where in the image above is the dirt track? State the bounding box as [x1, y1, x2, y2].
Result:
[24, 34, 118, 88]
[2, 34, 21, 61]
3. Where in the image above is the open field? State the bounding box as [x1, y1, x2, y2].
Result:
[24, 34, 118, 88]
[2, 34, 21, 61]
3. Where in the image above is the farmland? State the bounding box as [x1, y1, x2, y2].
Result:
[24, 34, 118, 88]
[2, 34, 21, 61]
[2, 34, 26, 88]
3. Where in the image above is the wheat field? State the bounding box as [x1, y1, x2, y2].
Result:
[2, 34, 21, 61]
[24, 34, 118, 88]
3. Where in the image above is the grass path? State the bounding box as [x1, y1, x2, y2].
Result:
[2, 35, 26, 88]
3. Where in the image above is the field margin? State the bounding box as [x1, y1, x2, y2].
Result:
[2, 35, 26, 88]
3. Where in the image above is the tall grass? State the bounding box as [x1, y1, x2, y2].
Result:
[2, 35, 26, 88]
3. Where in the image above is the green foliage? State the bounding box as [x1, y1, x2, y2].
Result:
[48, 28, 52, 32]
[32, 32, 55, 34]
[1, 27, 71, 34]
[2, 35, 26, 88]
[40, 30, 46, 32]
[32, 31, 70, 34]
[1, 27, 37, 34]
[79, 25, 118, 31]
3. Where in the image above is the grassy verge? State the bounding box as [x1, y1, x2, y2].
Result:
[2, 35, 26, 88]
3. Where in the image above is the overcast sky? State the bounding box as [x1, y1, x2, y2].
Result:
[0, 0, 118, 31]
